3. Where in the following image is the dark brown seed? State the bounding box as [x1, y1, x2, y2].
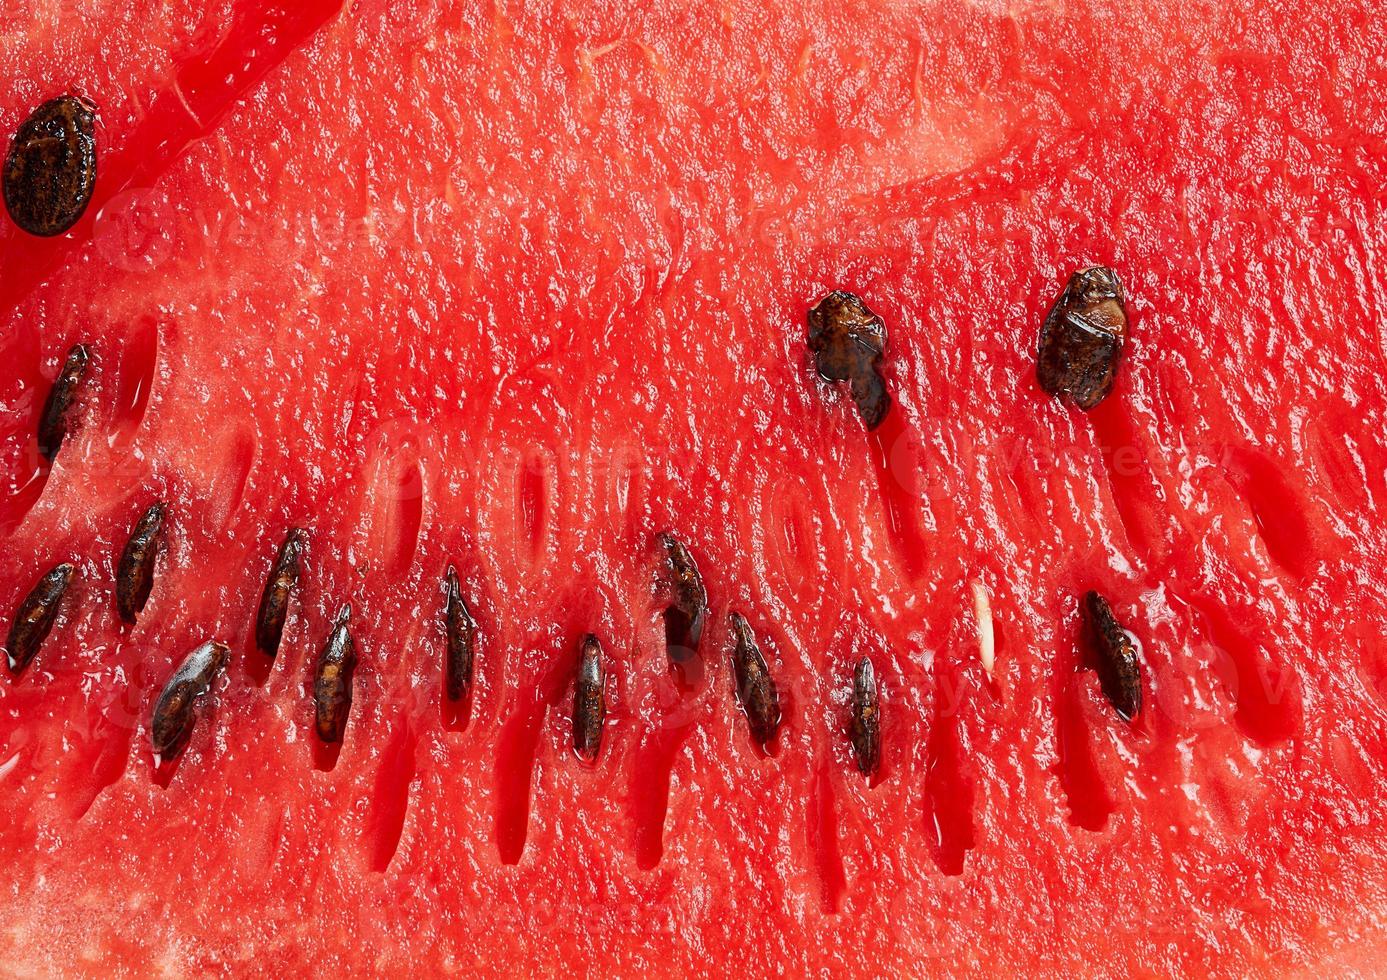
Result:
[729, 612, 781, 747]
[850, 657, 880, 776]
[1084, 591, 1143, 721]
[6, 563, 76, 673]
[572, 634, 606, 762]
[255, 528, 307, 658]
[36, 344, 90, 462]
[1037, 266, 1128, 410]
[151, 640, 229, 762]
[655, 532, 707, 666]
[443, 565, 477, 703]
[3, 96, 98, 237]
[807, 290, 891, 430]
[116, 502, 165, 623]
[313, 605, 357, 743]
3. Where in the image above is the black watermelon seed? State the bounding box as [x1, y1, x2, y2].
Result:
[572, 634, 606, 763]
[1037, 266, 1128, 410]
[116, 502, 165, 623]
[255, 528, 307, 658]
[655, 532, 707, 668]
[807, 291, 891, 430]
[6, 563, 76, 673]
[36, 343, 90, 462]
[443, 565, 477, 703]
[151, 640, 229, 762]
[1084, 591, 1143, 722]
[313, 604, 357, 743]
[850, 657, 881, 777]
[728, 612, 781, 747]
[3, 95, 98, 237]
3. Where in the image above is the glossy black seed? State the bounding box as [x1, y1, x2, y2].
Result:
[6, 563, 75, 673]
[655, 532, 707, 667]
[728, 612, 781, 747]
[807, 290, 891, 430]
[255, 528, 307, 658]
[3, 96, 98, 237]
[151, 640, 229, 762]
[443, 565, 477, 703]
[572, 634, 606, 762]
[850, 657, 881, 776]
[36, 344, 90, 462]
[115, 502, 165, 623]
[313, 605, 357, 743]
[1084, 591, 1143, 722]
[1037, 266, 1128, 410]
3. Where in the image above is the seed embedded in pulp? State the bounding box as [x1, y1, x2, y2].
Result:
[255, 528, 307, 658]
[728, 612, 782, 747]
[443, 565, 477, 703]
[3, 95, 98, 237]
[655, 532, 707, 669]
[151, 640, 229, 762]
[1037, 266, 1128, 410]
[1084, 590, 1143, 721]
[37, 344, 90, 462]
[313, 604, 357, 743]
[850, 657, 881, 776]
[116, 502, 165, 623]
[807, 290, 891, 430]
[572, 634, 606, 762]
[6, 563, 76, 673]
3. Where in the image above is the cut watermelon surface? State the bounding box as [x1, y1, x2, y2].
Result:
[2, 0, 1386, 974]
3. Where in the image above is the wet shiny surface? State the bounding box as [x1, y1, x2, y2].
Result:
[0, 0, 1384, 974]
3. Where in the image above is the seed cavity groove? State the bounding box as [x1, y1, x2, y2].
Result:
[572, 634, 606, 762]
[116, 502, 165, 623]
[729, 612, 781, 747]
[313, 604, 358, 743]
[849, 657, 880, 777]
[3, 95, 98, 237]
[655, 532, 706, 678]
[6, 563, 75, 673]
[807, 290, 891, 430]
[1037, 266, 1128, 410]
[443, 565, 478, 704]
[1085, 591, 1143, 721]
[256, 528, 307, 659]
[151, 640, 229, 763]
[37, 344, 89, 462]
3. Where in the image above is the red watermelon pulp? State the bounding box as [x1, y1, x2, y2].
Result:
[1, 0, 1385, 973]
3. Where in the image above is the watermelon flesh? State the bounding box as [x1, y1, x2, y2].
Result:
[2, 0, 1386, 972]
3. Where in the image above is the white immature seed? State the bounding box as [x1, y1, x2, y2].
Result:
[971, 581, 994, 680]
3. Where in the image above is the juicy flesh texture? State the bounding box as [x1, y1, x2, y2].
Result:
[1, 0, 1386, 974]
